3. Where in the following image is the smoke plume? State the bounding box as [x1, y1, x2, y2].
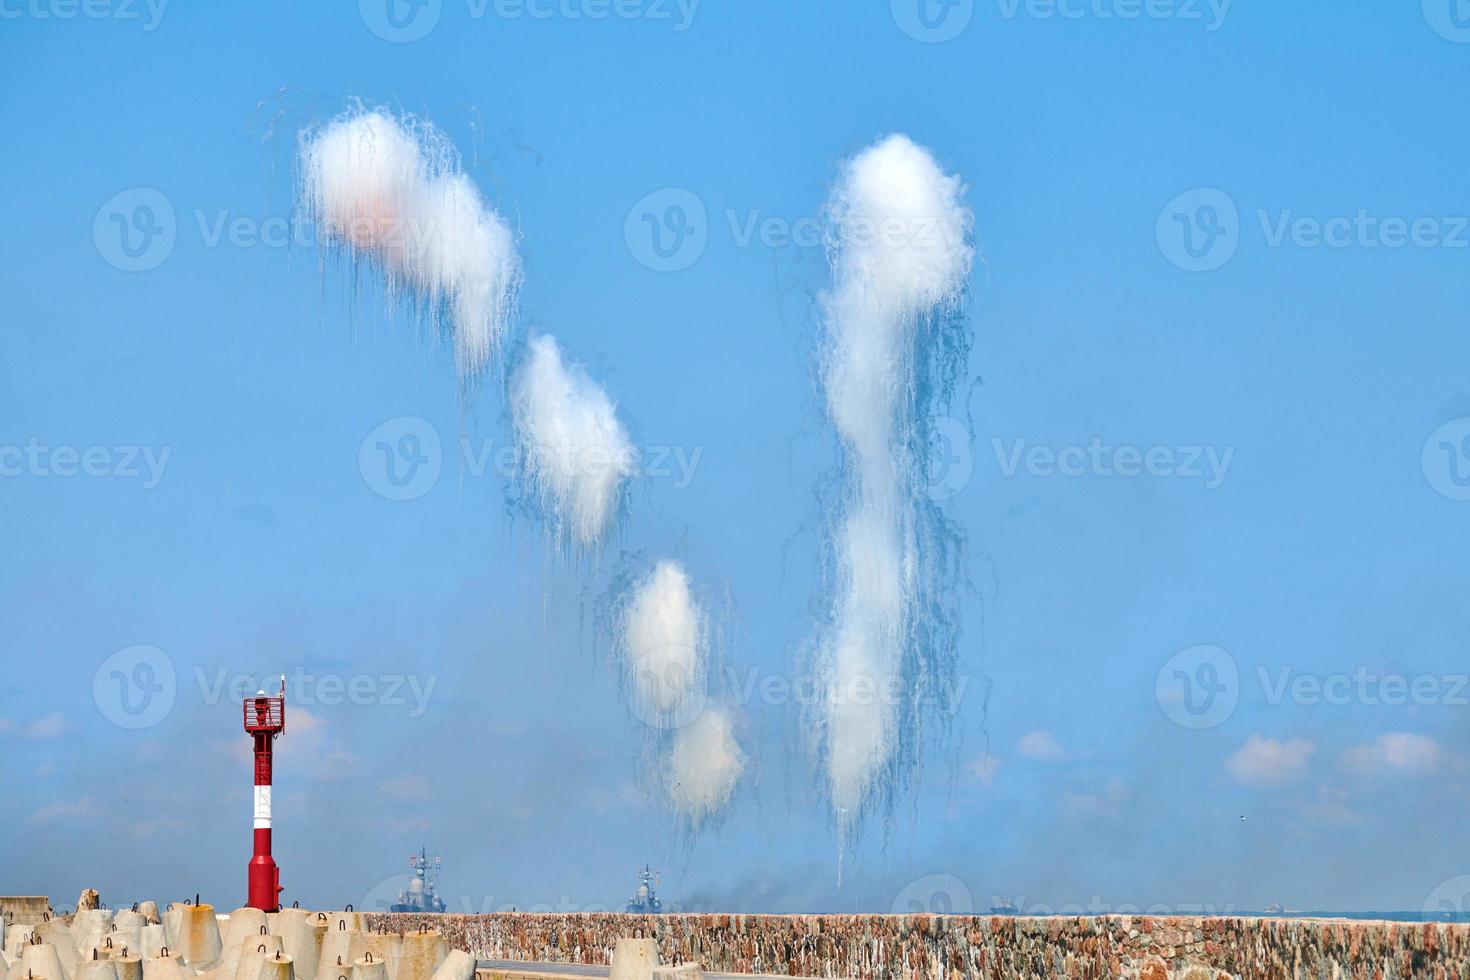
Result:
[810, 134, 975, 844]
[298, 105, 522, 382]
[612, 559, 746, 828]
[508, 335, 635, 552]
[618, 560, 707, 725]
[667, 706, 746, 831]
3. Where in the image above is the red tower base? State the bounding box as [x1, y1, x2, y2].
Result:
[248, 828, 282, 912]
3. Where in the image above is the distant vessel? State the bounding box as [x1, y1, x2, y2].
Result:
[390, 848, 447, 914]
[991, 903, 1020, 915]
[625, 866, 663, 915]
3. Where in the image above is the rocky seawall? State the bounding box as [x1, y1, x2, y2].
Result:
[367, 912, 1470, 980]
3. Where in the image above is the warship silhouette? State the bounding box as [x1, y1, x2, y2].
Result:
[391, 847, 447, 914]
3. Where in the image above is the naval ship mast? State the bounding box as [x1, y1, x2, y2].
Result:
[625, 865, 663, 914]
[391, 847, 447, 913]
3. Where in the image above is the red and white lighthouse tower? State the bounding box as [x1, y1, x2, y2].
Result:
[243, 677, 287, 912]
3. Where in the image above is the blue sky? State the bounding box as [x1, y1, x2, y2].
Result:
[5, 0, 1470, 916]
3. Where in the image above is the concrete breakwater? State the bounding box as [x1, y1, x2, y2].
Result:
[368, 912, 1470, 980]
[0, 899, 474, 980]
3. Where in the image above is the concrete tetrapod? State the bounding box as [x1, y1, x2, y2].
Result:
[4, 934, 34, 975]
[112, 951, 142, 980]
[314, 930, 368, 980]
[27, 935, 75, 980]
[252, 954, 293, 980]
[217, 913, 272, 980]
[349, 953, 386, 980]
[72, 954, 119, 980]
[230, 937, 284, 980]
[36, 918, 80, 977]
[3, 929, 32, 966]
[356, 935, 399, 980]
[6, 945, 45, 980]
[161, 905, 209, 955]
[221, 911, 269, 958]
[235, 947, 292, 980]
[160, 909, 181, 953]
[136, 927, 166, 962]
[319, 917, 363, 938]
[135, 907, 160, 929]
[72, 913, 114, 960]
[424, 951, 471, 980]
[176, 905, 222, 971]
[609, 939, 658, 980]
[93, 940, 125, 964]
[111, 913, 146, 960]
[141, 952, 190, 980]
[391, 932, 446, 980]
[316, 948, 359, 980]
[269, 911, 322, 980]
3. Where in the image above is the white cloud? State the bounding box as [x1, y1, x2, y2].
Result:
[130, 816, 187, 839]
[382, 774, 431, 800]
[1064, 778, 1129, 819]
[28, 797, 99, 825]
[386, 816, 433, 834]
[1341, 733, 1441, 778]
[24, 713, 70, 739]
[219, 707, 359, 782]
[1017, 730, 1064, 761]
[285, 708, 360, 780]
[1226, 735, 1315, 786]
[966, 754, 1001, 788]
[487, 719, 527, 739]
[1303, 784, 1360, 825]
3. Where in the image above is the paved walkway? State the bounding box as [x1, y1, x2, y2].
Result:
[479, 964, 608, 979]
[478, 960, 807, 979]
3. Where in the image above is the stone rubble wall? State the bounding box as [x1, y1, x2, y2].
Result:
[366, 912, 1470, 980]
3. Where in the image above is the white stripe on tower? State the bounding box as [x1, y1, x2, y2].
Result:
[254, 785, 273, 830]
